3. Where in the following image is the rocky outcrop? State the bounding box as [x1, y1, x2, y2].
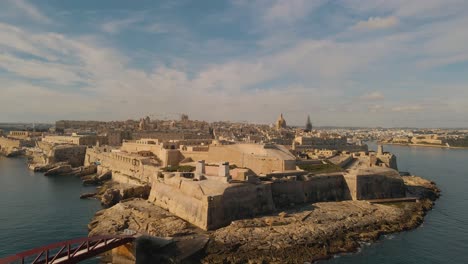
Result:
[80, 193, 97, 199]
[402, 175, 441, 201]
[89, 199, 198, 237]
[82, 169, 110, 186]
[98, 182, 151, 207]
[101, 189, 122, 208]
[29, 162, 69, 172]
[97, 170, 112, 181]
[44, 164, 73, 176]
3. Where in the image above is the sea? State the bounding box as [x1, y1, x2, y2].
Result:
[319, 142, 468, 264]
[0, 142, 467, 263]
[0, 156, 101, 263]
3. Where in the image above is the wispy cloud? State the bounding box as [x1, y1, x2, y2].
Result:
[391, 105, 424, 112]
[100, 17, 142, 34]
[368, 104, 384, 112]
[360, 91, 385, 101]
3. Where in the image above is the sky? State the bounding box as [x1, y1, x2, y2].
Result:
[0, 0, 467, 128]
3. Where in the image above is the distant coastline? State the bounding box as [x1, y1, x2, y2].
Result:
[379, 142, 468, 149]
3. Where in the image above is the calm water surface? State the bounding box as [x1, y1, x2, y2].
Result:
[1, 143, 467, 263]
[320, 142, 468, 264]
[0, 156, 101, 261]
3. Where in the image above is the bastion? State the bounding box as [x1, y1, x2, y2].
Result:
[148, 162, 406, 230]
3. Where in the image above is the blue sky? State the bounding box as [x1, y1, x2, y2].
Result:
[0, 0, 467, 127]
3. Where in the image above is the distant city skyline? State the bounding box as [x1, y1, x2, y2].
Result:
[1, 0, 468, 127]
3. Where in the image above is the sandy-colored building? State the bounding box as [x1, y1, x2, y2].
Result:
[120, 139, 298, 175]
[8, 131, 42, 140]
[411, 135, 444, 145]
[293, 136, 367, 152]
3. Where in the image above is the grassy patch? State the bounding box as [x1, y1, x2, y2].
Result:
[298, 162, 343, 174]
[162, 165, 195, 172]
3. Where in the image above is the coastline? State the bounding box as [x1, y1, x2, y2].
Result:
[88, 175, 440, 263]
[380, 142, 468, 149]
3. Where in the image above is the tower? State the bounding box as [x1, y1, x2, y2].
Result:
[276, 113, 287, 130]
[305, 115, 312, 132]
[377, 145, 384, 155]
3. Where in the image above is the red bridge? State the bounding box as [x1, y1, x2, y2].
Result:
[0, 235, 135, 264]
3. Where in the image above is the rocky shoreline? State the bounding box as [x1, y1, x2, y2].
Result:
[87, 175, 440, 263]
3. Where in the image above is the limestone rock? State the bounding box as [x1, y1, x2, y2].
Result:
[120, 185, 151, 200]
[88, 176, 440, 264]
[101, 189, 121, 207]
[80, 193, 97, 199]
[97, 170, 112, 181]
[44, 164, 73, 176]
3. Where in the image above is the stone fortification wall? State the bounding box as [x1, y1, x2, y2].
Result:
[149, 176, 275, 230]
[85, 148, 159, 184]
[328, 155, 353, 167]
[0, 137, 35, 149]
[344, 168, 405, 200]
[49, 145, 87, 167]
[179, 150, 210, 163]
[376, 154, 398, 170]
[207, 183, 275, 229]
[112, 171, 146, 186]
[148, 166, 406, 230]
[271, 174, 348, 208]
[0, 137, 21, 151]
[149, 179, 208, 229]
[121, 142, 181, 167]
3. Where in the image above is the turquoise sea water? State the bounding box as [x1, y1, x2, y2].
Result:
[1, 143, 467, 263]
[320, 142, 468, 264]
[0, 156, 101, 262]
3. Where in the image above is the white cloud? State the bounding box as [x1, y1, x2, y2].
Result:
[0, 53, 84, 85]
[353, 16, 399, 30]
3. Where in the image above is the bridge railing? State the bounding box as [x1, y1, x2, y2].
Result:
[0, 235, 135, 264]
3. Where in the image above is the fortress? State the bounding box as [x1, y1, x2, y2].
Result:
[83, 138, 405, 230]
